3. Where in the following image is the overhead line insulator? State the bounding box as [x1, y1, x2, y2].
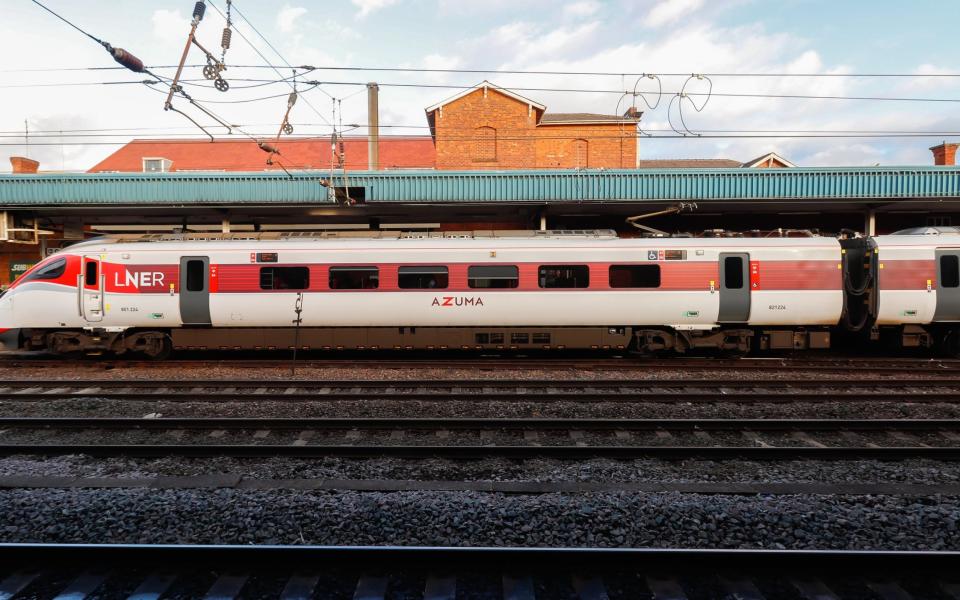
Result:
[107, 46, 145, 73]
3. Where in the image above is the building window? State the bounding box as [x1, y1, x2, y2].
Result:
[572, 139, 588, 168]
[260, 267, 310, 290]
[609, 265, 660, 288]
[330, 266, 379, 289]
[398, 266, 448, 289]
[468, 265, 519, 289]
[475, 126, 496, 161]
[142, 158, 172, 173]
[539, 265, 589, 288]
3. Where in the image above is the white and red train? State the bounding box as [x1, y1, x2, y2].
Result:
[0, 228, 957, 358]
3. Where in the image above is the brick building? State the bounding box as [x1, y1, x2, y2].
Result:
[426, 81, 639, 170]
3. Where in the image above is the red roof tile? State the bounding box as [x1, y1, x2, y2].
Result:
[88, 137, 436, 172]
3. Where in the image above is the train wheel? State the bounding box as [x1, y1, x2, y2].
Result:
[142, 337, 172, 361]
[129, 331, 172, 360]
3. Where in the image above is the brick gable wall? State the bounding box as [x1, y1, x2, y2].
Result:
[432, 88, 637, 169]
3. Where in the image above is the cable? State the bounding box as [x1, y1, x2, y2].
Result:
[206, 0, 332, 124]
[8, 131, 960, 147]
[11, 77, 960, 104]
[6, 63, 960, 78]
[7, 124, 960, 136]
[30, 0, 105, 45]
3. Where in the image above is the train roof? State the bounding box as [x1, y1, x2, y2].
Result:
[61, 230, 844, 253]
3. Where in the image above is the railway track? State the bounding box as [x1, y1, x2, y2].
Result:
[0, 377, 959, 404]
[4, 353, 960, 374]
[0, 544, 957, 600]
[2, 416, 959, 459]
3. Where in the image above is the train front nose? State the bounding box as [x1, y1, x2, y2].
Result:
[0, 294, 17, 351]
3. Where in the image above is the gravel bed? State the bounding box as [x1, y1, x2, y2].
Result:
[0, 456, 956, 485]
[0, 488, 957, 549]
[2, 399, 959, 419]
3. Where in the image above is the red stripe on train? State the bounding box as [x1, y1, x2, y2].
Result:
[880, 260, 937, 290]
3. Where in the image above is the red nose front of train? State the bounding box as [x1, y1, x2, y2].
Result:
[0, 290, 17, 351]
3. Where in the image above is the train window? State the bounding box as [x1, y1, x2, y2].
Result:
[490, 333, 504, 344]
[539, 265, 589, 288]
[941, 255, 960, 288]
[260, 267, 309, 290]
[468, 265, 519, 289]
[724, 257, 744, 289]
[475, 333, 490, 344]
[22, 258, 66, 283]
[186, 260, 205, 292]
[398, 266, 448, 289]
[85, 262, 98, 287]
[609, 265, 660, 288]
[330, 266, 379, 289]
[532, 333, 551, 344]
[511, 333, 529, 344]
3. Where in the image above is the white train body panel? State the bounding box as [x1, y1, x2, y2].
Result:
[873, 235, 960, 325]
[0, 235, 845, 341]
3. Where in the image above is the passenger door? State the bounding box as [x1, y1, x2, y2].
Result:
[80, 255, 103, 322]
[718, 253, 751, 322]
[179, 256, 212, 325]
[935, 249, 960, 321]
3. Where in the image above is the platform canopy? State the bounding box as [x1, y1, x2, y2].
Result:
[0, 167, 958, 208]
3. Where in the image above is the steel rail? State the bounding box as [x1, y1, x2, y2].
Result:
[2, 544, 958, 600]
[0, 376, 960, 394]
[2, 390, 959, 404]
[1, 543, 958, 568]
[4, 356, 960, 373]
[1, 444, 958, 459]
[2, 377, 960, 387]
[2, 416, 959, 431]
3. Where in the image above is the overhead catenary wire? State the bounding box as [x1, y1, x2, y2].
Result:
[6, 123, 960, 136]
[9, 131, 960, 147]
[7, 62, 960, 78]
[8, 77, 960, 105]
[205, 0, 332, 125]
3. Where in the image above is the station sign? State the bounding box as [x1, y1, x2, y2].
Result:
[9, 261, 36, 282]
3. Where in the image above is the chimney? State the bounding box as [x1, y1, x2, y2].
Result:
[9, 156, 39, 174]
[931, 142, 959, 166]
[623, 107, 642, 119]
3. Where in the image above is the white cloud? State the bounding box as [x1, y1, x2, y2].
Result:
[903, 63, 960, 91]
[276, 5, 308, 33]
[352, 0, 398, 19]
[644, 0, 704, 28]
[563, 1, 601, 19]
[151, 9, 189, 46]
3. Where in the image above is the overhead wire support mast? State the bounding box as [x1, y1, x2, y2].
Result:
[161, 1, 235, 140]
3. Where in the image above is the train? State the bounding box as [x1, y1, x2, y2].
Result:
[0, 227, 957, 358]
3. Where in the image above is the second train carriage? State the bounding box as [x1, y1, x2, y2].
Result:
[0, 228, 957, 357]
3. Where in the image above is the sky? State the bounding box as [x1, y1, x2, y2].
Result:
[1, 0, 959, 171]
